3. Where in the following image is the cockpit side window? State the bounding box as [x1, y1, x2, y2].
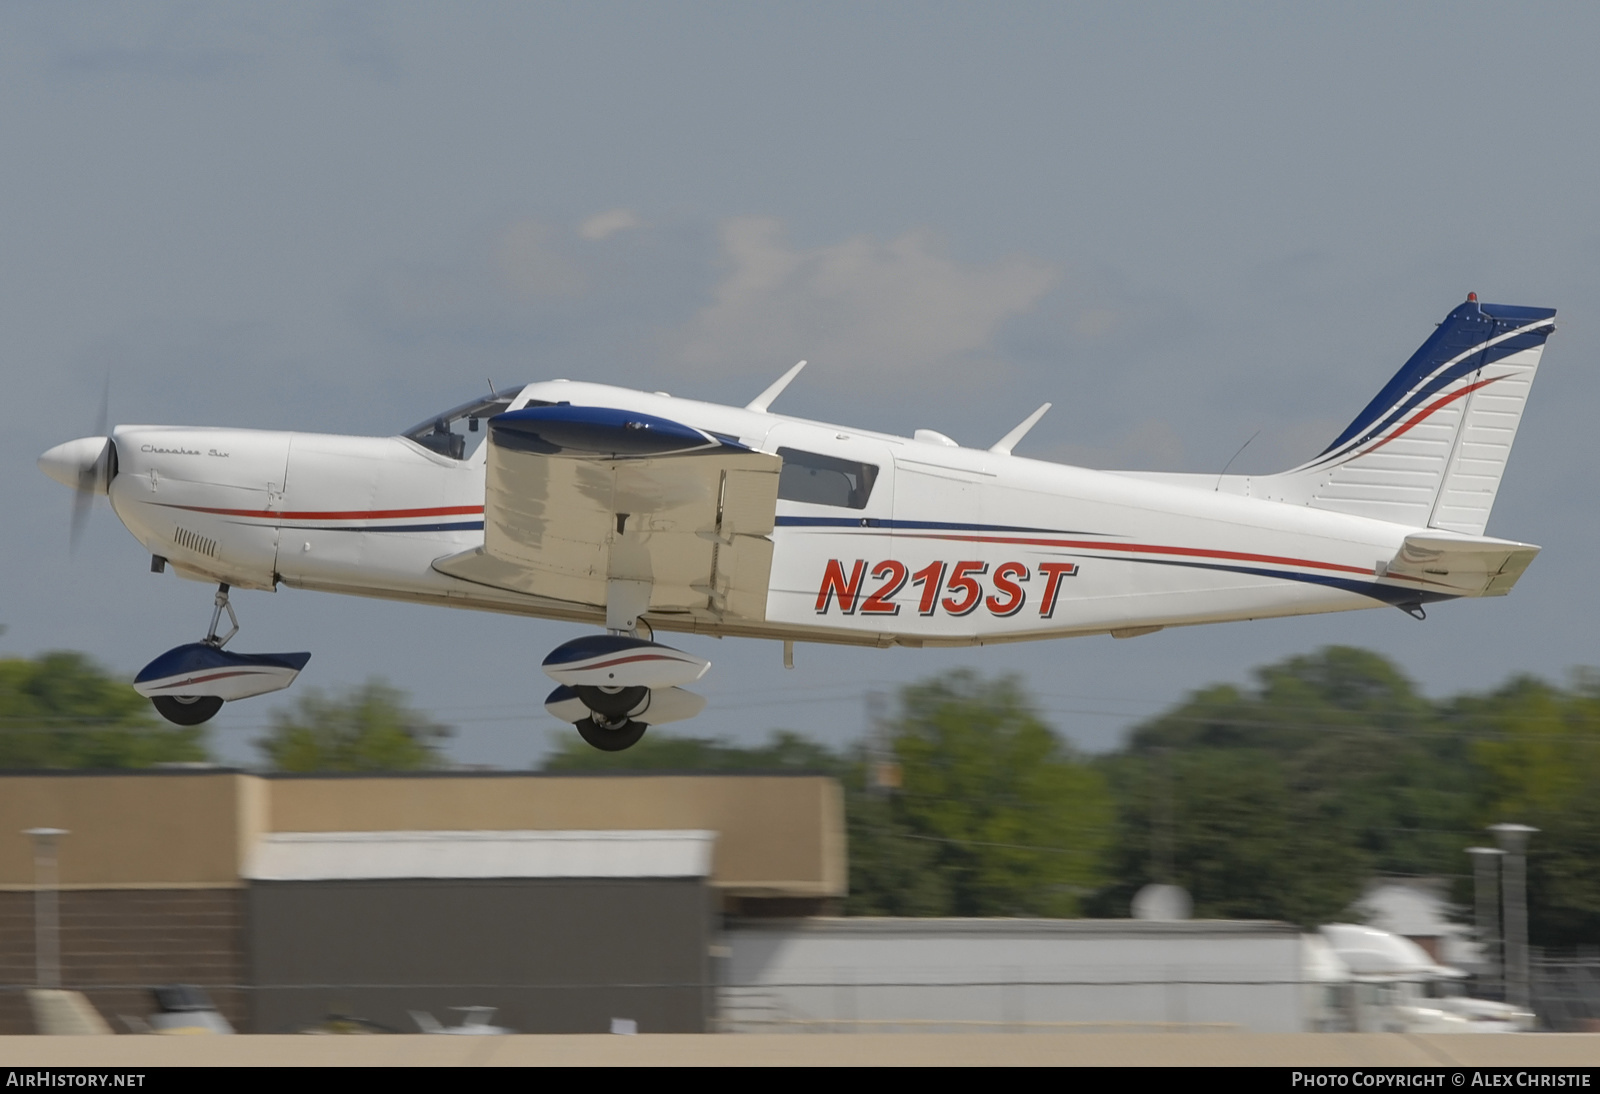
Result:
[776, 447, 879, 509]
[403, 387, 547, 460]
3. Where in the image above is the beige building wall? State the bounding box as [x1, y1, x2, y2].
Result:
[0, 773, 845, 897]
[0, 774, 258, 890]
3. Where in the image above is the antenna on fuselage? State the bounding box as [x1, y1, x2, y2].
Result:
[989, 403, 1052, 455]
[1215, 430, 1260, 491]
[746, 361, 807, 413]
[487, 379, 499, 399]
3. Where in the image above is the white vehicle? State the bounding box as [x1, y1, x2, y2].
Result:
[410, 1006, 513, 1035]
[1318, 923, 1535, 1033]
[38, 295, 1556, 750]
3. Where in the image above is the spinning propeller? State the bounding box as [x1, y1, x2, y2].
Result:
[37, 379, 116, 552]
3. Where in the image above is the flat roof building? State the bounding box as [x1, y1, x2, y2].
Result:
[0, 770, 845, 1034]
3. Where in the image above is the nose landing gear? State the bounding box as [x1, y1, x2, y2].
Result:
[135, 584, 312, 726]
[151, 693, 225, 727]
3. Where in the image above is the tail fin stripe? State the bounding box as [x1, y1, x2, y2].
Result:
[1309, 317, 1552, 470]
[1338, 374, 1504, 463]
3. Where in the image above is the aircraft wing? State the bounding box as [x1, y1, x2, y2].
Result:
[1384, 532, 1540, 597]
[433, 405, 781, 621]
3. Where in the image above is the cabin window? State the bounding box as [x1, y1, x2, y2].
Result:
[776, 448, 878, 509]
[403, 389, 547, 460]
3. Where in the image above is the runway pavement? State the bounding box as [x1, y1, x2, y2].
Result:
[2, 1033, 1599, 1067]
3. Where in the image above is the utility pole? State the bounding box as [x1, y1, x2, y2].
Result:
[1465, 846, 1504, 998]
[865, 690, 900, 796]
[1490, 823, 1538, 1012]
[23, 828, 69, 989]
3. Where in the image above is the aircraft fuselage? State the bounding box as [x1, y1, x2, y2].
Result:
[108, 380, 1430, 649]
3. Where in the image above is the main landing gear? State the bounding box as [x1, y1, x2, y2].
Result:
[134, 584, 312, 726]
[541, 632, 710, 752]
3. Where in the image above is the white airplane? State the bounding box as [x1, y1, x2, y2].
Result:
[38, 294, 1555, 751]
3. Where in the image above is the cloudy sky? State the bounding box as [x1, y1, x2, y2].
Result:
[5, 2, 1599, 767]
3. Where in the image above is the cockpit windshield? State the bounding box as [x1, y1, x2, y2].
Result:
[402, 385, 544, 460]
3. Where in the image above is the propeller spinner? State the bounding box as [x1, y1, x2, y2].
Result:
[39, 383, 116, 550]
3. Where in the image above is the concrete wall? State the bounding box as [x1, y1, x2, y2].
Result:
[249, 877, 711, 1034]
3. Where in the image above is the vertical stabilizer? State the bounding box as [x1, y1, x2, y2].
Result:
[1258, 295, 1555, 533]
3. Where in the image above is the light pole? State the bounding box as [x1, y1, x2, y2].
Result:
[1465, 846, 1504, 997]
[22, 828, 69, 990]
[1490, 823, 1538, 1012]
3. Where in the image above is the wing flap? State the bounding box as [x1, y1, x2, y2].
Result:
[438, 407, 781, 621]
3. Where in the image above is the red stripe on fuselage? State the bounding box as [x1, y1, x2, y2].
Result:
[156, 503, 485, 521]
[898, 533, 1415, 581]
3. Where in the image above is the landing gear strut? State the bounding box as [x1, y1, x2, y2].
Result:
[203, 583, 239, 648]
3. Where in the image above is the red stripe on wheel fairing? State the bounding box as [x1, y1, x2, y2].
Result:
[557, 653, 699, 672]
[147, 669, 275, 691]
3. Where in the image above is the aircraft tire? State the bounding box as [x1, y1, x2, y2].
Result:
[151, 695, 224, 726]
[575, 716, 648, 752]
[574, 685, 649, 719]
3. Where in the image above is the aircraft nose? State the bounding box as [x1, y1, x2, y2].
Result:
[38, 437, 111, 492]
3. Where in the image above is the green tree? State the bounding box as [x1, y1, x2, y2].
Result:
[542, 726, 954, 913]
[1092, 747, 1367, 924]
[1090, 647, 1480, 926]
[1460, 671, 1600, 946]
[0, 652, 209, 768]
[841, 776, 952, 916]
[880, 671, 1111, 917]
[541, 728, 837, 773]
[541, 679, 1110, 918]
[256, 679, 451, 772]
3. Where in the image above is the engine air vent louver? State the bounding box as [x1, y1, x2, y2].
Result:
[174, 526, 218, 558]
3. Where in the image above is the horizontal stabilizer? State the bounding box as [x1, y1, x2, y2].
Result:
[1383, 532, 1539, 598]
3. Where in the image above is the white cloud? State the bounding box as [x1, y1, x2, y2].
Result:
[578, 209, 642, 241]
[672, 217, 1058, 384]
